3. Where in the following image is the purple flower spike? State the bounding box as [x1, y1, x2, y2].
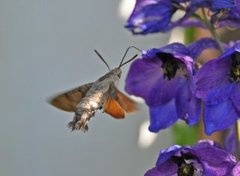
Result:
[195, 42, 240, 135]
[145, 140, 240, 176]
[125, 0, 204, 34]
[125, 41, 208, 132]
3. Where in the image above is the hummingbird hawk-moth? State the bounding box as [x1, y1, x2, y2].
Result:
[49, 47, 139, 132]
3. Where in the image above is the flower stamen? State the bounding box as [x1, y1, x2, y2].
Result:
[171, 153, 197, 176]
[157, 52, 183, 80]
[229, 52, 240, 83]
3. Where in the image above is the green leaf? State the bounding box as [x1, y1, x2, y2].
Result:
[184, 27, 196, 45]
[172, 122, 198, 145]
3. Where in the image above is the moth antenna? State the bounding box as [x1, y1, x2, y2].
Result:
[118, 46, 141, 68]
[120, 54, 138, 67]
[94, 49, 111, 71]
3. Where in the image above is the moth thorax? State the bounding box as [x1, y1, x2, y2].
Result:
[88, 100, 99, 109]
[77, 100, 99, 110]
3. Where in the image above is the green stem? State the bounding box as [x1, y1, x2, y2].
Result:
[201, 8, 224, 53]
[235, 122, 240, 159]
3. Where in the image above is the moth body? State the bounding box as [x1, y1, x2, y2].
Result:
[68, 68, 121, 131]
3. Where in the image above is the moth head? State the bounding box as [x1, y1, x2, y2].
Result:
[111, 67, 122, 78]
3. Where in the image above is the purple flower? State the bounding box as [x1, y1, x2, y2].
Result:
[190, 0, 236, 11]
[190, 0, 238, 26]
[191, 0, 240, 27]
[145, 140, 240, 176]
[125, 39, 217, 132]
[217, 0, 240, 28]
[125, 0, 204, 34]
[195, 42, 240, 135]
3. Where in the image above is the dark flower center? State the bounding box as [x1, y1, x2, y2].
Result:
[171, 153, 200, 176]
[229, 52, 240, 83]
[157, 52, 183, 80]
[178, 163, 195, 176]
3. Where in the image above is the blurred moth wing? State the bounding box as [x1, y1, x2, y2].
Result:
[50, 83, 93, 112]
[103, 84, 137, 119]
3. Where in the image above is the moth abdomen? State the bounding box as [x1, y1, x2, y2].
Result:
[68, 109, 94, 132]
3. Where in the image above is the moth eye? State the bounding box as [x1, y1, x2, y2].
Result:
[117, 70, 122, 78]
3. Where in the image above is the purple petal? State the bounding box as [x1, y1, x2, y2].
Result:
[232, 162, 240, 176]
[192, 140, 237, 176]
[149, 99, 178, 132]
[190, 0, 235, 11]
[143, 43, 189, 61]
[125, 0, 175, 34]
[231, 85, 240, 115]
[195, 45, 239, 98]
[195, 55, 231, 100]
[175, 82, 201, 125]
[125, 58, 179, 106]
[145, 145, 182, 176]
[156, 145, 182, 165]
[177, 18, 207, 29]
[147, 76, 183, 105]
[125, 58, 162, 102]
[193, 140, 222, 150]
[203, 82, 234, 105]
[217, 0, 240, 28]
[144, 44, 194, 73]
[156, 160, 178, 175]
[190, 0, 211, 10]
[204, 100, 239, 135]
[144, 167, 160, 176]
[187, 38, 219, 59]
[144, 161, 178, 176]
[211, 0, 236, 11]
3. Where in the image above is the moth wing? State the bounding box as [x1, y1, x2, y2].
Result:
[103, 96, 125, 119]
[115, 88, 137, 113]
[49, 82, 93, 112]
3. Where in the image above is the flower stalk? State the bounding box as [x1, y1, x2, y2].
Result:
[201, 8, 225, 53]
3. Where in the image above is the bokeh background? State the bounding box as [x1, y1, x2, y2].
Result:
[0, 0, 173, 175]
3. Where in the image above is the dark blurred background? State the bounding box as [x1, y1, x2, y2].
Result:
[0, 0, 173, 175]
